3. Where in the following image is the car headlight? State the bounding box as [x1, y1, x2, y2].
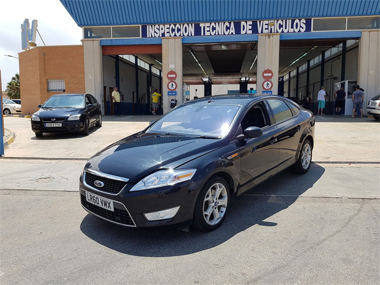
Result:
[67, 114, 81, 121]
[130, 169, 197, 192]
[31, 115, 40, 121]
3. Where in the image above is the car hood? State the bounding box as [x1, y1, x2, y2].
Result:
[85, 133, 223, 182]
[35, 108, 82, 119]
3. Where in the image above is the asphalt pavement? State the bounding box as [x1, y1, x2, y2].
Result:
[0, 114, 379, 284]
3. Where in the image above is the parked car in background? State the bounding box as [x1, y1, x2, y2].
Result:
[2, 98, 21, 115]
[12, 99, 21, 105]
[80, 95, 315, 232]
[367, 94, 380, 121]
[31, 93, 102, 137]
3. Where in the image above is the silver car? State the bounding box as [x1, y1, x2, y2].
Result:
[367, 94, 380, 121]
[2, 98, 21, 115]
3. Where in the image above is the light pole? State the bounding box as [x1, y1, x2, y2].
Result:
[4, 55, 19, 59]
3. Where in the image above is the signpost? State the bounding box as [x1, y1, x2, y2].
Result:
[262, 69, 273, 94]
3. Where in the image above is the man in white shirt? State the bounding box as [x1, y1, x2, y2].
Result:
[317, 86, 326, 115]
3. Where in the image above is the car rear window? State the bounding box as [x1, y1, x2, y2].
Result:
[371, 95, 380, 100]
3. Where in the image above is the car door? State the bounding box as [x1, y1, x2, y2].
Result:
[237, 101, 280, 194]
[89, 94, 101, 119]
[85, 94, 97, 124]
[266, 99, 303, 171]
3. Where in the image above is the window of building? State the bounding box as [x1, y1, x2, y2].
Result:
[347, 17, 380, 30]
[313, 18, 346, 31]
[47, 80, 65, 92]
[112, 26, 140, 38]
[84, 27, 111, 39]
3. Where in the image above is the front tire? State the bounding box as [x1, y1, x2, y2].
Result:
[82, 117, 90, 136]
[96, 114, 102, 127]
[294, 139, 312, 174]
[192, 176, 230, 232]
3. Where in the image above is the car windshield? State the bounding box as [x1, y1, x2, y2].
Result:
[3, 99, 16, 104]
[43, 95, 84, 108]
[147, 103, 241, 138]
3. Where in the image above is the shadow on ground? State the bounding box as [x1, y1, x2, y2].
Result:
[80, 164, 325, 257]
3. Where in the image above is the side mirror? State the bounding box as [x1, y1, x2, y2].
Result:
[243, 126, 263, 139]
[38, 104, 42, 108]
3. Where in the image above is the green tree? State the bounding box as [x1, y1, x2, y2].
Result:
[6, 73, 20, 99]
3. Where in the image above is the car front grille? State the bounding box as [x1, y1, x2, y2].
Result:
[41, 118, 66, 123]
[81, 195, 134, 226]
[84, 171, 128, 194]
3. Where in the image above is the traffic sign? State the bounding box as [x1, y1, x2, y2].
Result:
[262, 80, 273, 90]
[168, 91, 177, 96]
[167, 70, 177, 81]
[262, 91, 272, 95]
[262, 69, 273, 80]
[167, 81, 177, 91]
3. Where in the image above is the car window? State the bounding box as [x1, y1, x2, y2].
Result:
[241, 102, 269, 130]
[371, 95, 380, 100]
[285, 101, 300, 116]
[89, 95, 98, 104]
[85, 95, 92, 105]
[267, 99, 293, 123]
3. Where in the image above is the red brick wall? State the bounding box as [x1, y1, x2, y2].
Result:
[19, 45, 85, 115]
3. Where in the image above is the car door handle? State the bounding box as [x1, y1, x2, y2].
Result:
[270, 137, 278, 145]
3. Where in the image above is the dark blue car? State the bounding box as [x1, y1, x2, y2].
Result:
[80, 95, 315, 231]
[31, 93, 102, 137]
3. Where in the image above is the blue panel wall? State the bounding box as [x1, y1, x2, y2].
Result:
[60, 0, 380, 27]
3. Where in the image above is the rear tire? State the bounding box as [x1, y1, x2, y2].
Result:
[192, 176, 230, 232]
[294, 139, 312, 174]
[3, 109, 11, 115]
[373, 114, 380, 122]
[35, 132, 43, 137]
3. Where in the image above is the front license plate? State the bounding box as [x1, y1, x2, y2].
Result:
[85, 191, 114, 211]
[44, 123, 62, 127]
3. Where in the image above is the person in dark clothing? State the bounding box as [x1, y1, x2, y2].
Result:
[334, 87, 346, 114]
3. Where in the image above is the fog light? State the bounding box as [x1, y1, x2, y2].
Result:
[144, 206, 180, 221]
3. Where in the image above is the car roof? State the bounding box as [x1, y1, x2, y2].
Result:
[50, 93, 86, 97]
[186, 94, 285, 106]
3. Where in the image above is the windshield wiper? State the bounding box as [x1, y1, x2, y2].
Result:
[193, 135, 220, 139]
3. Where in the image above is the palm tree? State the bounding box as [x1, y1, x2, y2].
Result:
[6, 73, 20, 99]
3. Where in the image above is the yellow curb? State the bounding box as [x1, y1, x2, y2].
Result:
[4, 129, 16, 148]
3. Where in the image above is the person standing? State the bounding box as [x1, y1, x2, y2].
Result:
[334, 86, 346, 115]
[352, 85, 364, 118]
[317, 86, 326, 115]
[112, 87, 121, 115]
[151, 89, 161, 115]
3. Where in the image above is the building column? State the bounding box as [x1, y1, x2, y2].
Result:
[83, 40, 103, 112]
[162, 37, 183, 114]
[257, 34, 280, 95]
[358, 30, 380, 115]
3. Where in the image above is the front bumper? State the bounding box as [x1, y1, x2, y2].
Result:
[79, 170, 200, 228]
[366, 106, 380, 115]
[31, 120, 85, 133]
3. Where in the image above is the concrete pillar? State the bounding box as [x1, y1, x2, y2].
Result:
[83, 40, 104, 112]
[257, 34, 280, 95]
[358, 30, 380, 115]
[162, 37, 183, 114]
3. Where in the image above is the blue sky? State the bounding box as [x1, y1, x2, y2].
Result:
[0, 0, 82, 90]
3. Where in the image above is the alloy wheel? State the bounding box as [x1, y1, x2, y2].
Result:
[203, 182, 228, 225]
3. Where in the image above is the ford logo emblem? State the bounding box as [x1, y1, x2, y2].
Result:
[94, 180, 105, 188]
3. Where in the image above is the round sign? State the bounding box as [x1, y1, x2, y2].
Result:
[262, 80, 273, 90]
[167, 70, 177, 81]
[167, 81, 177, 91]
[262, 69, 273, 81]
